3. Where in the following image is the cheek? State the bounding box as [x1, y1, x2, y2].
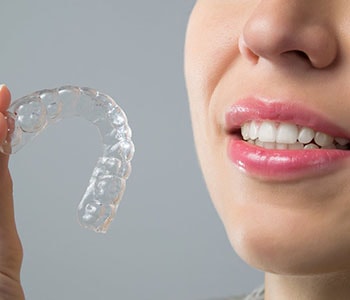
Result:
[185, 2, 246, 102]
[185, 2, 264, 238]
[194, 131, 237, 224]
[185, 3, 248, 208]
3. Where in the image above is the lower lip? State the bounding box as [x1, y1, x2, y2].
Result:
[227, 137, 350, 181]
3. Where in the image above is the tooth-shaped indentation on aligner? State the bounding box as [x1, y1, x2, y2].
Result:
[0, 86, 134, 233]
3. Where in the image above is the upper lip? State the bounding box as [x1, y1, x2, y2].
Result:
[225, 97, 350, 139]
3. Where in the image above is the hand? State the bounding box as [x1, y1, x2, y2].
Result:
[0, 85, 24, 299]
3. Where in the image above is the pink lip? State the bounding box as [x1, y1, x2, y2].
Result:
[226, 98, 350, 180]
[225, 98, 350, 138]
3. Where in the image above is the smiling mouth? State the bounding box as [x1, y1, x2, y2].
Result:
[239, 120, 350, 150]
[225, 98, 350, 180]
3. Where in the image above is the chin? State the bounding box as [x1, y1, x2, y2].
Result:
[222, 203, 350, 276]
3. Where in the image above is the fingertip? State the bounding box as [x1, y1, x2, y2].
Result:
[0, 84, 11, 112]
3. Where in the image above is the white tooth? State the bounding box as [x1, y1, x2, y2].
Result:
[276, 143, 288, 149]
[263, 142, 276, 149]
[314, 132, 334, 147]
[255, 139, 264, 147]
[335, 137, 349, 146]
[258, 121, 276, 142]
[298, 127, 315, 144]
[241, 123, 250, 140]
[304, 143, 319, 150]
[276, 123, 298, 144]
[322, 144, 336, 149]
[248, 140, 254, 144]
[249, 121, 259, 140]
[288, 142, 303, 150]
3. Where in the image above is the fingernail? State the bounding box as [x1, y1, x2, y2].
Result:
[0, 84, 6, 90]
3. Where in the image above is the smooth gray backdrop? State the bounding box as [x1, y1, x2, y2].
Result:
[0, 1, 263, 299]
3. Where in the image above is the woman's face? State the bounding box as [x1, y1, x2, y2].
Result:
[185, 0, 350, 275]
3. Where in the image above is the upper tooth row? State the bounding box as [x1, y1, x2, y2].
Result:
[241, 121, 350, 147]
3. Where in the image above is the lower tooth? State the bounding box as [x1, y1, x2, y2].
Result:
[263, 142, 275, 149]
[304, 143, 319, 150]
[336, 144, 349, 150]
[255, 139, 264, 147]
[276, 143, 288, 150]
[288, 142, 304, 150]
[247, 139, 346, 150]
[322, 144, 336, 149]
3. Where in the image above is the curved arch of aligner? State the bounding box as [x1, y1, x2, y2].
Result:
[0, 86, 135, 233]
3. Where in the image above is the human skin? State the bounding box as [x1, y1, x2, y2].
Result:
[2, 1, 350, 299]
[185, 0, 350, 299]
[0, 85, 25, 299]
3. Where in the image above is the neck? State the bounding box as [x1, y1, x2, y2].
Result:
[265, 271, 350, 300]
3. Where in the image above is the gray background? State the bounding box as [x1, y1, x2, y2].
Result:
[0, 1, 263, 299]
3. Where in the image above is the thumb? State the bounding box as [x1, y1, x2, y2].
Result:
[0, 152, 24, 298]
[0, 85, 23, 282]
[0, 153, 17, 233]
[0, 84, 16, 233]
[0, 84, 16, 232]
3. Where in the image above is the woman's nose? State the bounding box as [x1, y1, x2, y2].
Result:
[239, 1, 338, 69]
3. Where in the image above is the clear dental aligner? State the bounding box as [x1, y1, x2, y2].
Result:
[0, 86, 134, 233]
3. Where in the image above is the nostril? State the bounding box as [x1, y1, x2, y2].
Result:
[278, 49, 316, 67]
[284, 50, 310, 61]
[294, 50, 309, 60]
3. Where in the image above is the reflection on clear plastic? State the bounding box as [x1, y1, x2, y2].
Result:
[0, 86, 134, 233]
